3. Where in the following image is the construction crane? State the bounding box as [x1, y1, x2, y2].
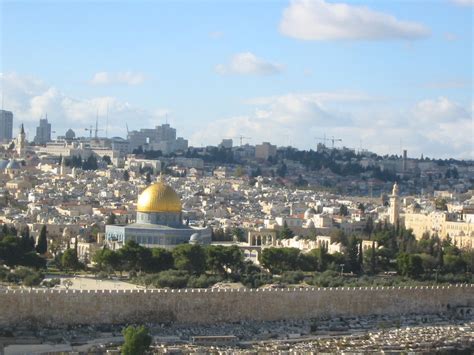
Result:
[232, 135, 252, 146]
[84, 125, 102, 139]
[315, 135, 342, 149]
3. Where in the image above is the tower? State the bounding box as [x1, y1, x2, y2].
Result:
[60, 157, 66, 176]
[0, 110, 13, 143]
[389, 182, 400, 226]
[16, 123, 26, 157]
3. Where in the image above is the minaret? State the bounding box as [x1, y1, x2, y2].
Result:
[389, 182, 400, 226]
[16, 124, 26, 157]
[60, 157, 66, 176]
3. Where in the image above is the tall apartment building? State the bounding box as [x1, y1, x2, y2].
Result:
[127, 123, 188, 154]
[0, 110, 13, 143]
[34, 118, 52, 144]
[255, 142, 277, 160]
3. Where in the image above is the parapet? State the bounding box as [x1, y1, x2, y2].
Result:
[1, 283, 472, 295]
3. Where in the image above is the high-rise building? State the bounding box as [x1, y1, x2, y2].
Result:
[219, 139, 233, 149]
[34, 118, 52, 144]
[255, 142, 277, 160]
[127, 123, 187, 154]
[0, 110, 13, 143]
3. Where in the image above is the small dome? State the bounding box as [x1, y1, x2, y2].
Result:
[189, 233, 201, 244]
[137, 182, 182, 213]
[65, 129, 76, 139]
[6, 159, 21, 170]
[304, 208, 316, 219]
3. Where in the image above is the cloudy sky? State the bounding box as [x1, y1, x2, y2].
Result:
[1, 0, 472, 159]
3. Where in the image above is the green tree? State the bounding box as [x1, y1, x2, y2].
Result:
[435, 198, 448, 211]
[345, 236, 361, 273]
[106, 213, 117, 225]
[363, 216, 374, 236]
[172, 244, 206, 275]
[121, 325, 152, 355]
[35, 225, 48, 255]
[339, 204, 349, 216]
[61, 248, 81, 271]
[82, 155, 98, 170]
[231, 227, 245, 242]
[102, 155, 112, 165]
[23, 271, 44, 288]
[276, 162, 287, 177]
[260, 247, 301, 274]
[148, 248, 174, 273]
[118, 241, 152, 272]
[206, 245, 244, 277]
[93, 248, 122, 273]
[278, 221, 294, 239]
[123, 170, 130, 181]
[20, 225, 34, 252]
[443, 254, 466, 273]
[397, 253, 423, 278]
[370, 241, 376, 274]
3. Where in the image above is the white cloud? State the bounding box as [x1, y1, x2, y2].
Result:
[215, 52, 283, 76]
[451, 0, 474, 6]
[192, 93, 473, 159]
[89, 71, 147, 85]
[412, 97, 470, 123]
[192, 91, 367, 148]
[279, 0, 430, 41]
[0, 72, 164, 138]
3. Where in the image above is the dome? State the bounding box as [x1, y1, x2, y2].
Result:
[65, 129, 76, 139]
[6, 159, 21, 170]
[189, 233, 201, 244]
[137, 182, 182, 213]
[304, 208, 316, 219]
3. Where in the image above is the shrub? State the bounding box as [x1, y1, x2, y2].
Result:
[187, 274, 222, 288]
[154, 270, 189, 288]
[121, 325, 152, 355]
[280, 271, 306, 285]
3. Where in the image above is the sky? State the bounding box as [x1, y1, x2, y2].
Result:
[0, 0, 473, 159]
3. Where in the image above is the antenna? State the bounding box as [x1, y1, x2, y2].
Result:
[105, 104, 109, 138]
[95, 109, 99, 139]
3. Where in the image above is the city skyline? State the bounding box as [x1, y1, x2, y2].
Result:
[1, 0, 472, 158]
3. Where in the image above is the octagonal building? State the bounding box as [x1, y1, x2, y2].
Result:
[105, 181, 211, 249]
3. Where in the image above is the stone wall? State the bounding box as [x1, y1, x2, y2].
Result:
[0, 284, 472, 327]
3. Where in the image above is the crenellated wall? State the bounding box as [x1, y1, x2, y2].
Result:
[0, 284, 472, 327]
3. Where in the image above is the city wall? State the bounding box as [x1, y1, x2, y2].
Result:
[0, 284, 472, 327]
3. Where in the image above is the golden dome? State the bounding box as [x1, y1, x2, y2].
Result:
[137, 182, 182, 213]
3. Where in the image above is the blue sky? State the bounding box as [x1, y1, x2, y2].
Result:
[1, 0, 472, 158]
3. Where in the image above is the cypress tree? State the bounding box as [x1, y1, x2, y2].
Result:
[36, 225, 48, 254]
[370, 241, 376, 274]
